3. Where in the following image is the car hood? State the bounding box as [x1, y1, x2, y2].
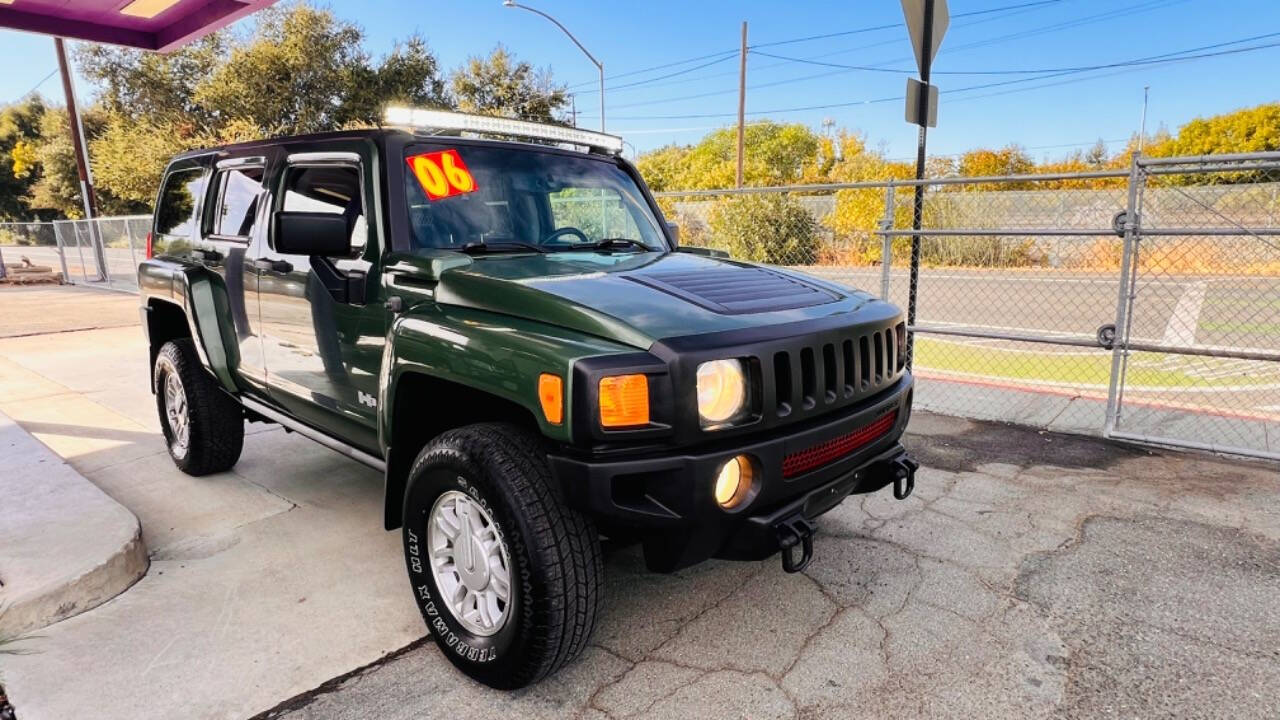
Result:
[431, 250, 886, 349]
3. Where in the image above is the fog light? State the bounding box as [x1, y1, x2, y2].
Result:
[714, 455, 755, 510]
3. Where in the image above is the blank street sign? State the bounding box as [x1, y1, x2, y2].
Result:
[905, 78, 938, 127]
[900, 0, 949, 74]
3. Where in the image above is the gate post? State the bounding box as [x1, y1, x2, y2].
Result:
[879, 183, 896, 301]
[1104, 154, 1145, 436]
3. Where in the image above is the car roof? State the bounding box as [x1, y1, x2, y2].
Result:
[171, 127, 614, 162]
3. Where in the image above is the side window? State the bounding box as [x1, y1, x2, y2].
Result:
[155, 167, 206, 239]
[280, 165, 366, 255]
[209, 166, 265, 239]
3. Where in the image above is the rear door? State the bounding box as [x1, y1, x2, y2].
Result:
[256, 147, 385, 453]
[196, 154, 269, 392]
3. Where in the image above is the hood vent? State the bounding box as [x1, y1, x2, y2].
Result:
[626, 266, 840, 315]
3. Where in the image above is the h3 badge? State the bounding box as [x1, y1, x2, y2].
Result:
[358, 391, 377, 409]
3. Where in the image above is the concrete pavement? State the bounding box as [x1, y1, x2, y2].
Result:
[0, 411, 147, 637]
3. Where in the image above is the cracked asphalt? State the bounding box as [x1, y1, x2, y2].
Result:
[257, 414, 1280, 720]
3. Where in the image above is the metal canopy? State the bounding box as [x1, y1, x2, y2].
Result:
[0, 0, 279, 52]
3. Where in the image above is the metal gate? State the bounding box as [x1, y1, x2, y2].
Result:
[1106, 152, 1280, 460]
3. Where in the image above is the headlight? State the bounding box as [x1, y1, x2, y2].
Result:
[696, 359, 748, 427]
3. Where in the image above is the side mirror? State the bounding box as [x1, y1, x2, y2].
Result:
[273, 211, 350, 256]
[666, 221, 680, 244]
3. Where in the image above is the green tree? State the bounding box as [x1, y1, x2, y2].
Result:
[709, 193, 818, 265]
[450, 45, 568, 122]
[193, 4, 375, 133]
[0, 97, 49, 220]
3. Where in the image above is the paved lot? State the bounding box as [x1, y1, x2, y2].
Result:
[1, 285, 1277, 720]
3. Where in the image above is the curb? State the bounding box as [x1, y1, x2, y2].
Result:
[0, 412, 148, 637]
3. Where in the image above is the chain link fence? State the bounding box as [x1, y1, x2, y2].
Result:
[4, 155, 1278, 459]
[0, 215, 149, 291]
[657, 152, 1280, 461]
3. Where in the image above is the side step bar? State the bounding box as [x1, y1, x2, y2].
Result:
[240, 396, 386, 472]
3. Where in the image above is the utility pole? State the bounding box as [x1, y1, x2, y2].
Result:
[736, 21, 748, 188]
[571, 94, 578, 128]
[55, 37, 107, 282]
[1138, 86, 1150, 152]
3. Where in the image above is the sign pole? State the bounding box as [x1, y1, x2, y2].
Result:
[905, 0, 935, 371]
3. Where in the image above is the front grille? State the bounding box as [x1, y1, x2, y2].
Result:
[772, 322, 904, 418]
[782, 410, 898, 478]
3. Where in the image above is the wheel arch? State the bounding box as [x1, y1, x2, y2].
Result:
[382, 368, 542, 530]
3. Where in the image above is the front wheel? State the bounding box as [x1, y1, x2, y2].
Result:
[401, 423, 603, 689]
[153, 338, 244, 475]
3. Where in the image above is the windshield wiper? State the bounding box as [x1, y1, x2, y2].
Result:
[459, 240, 547, 255]
[571, 238, 652, 252]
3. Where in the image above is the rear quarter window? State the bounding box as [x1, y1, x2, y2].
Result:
[154, 166, 207, 253]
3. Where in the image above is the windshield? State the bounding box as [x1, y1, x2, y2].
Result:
[403, 143, 667, 253]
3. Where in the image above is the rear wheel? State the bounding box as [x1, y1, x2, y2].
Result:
[154, 339, 244, 475]
[401, 423, 603, 689]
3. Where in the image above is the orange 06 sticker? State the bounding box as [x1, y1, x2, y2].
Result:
[406, 149, 478, 200]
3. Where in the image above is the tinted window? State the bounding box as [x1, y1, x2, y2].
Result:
[210, 166, 265, 238]
[155, 167, 206, 237]
[281, 165, 366, 254]
[402, 144, 664, 252]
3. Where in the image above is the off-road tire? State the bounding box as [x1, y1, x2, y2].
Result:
[401, 423, 604, 689]
[154, 338, 244, 475]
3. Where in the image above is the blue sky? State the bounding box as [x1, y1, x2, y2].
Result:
[2, 0, 1279, 159]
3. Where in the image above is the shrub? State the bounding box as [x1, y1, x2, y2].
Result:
[708, 193, 818, 265]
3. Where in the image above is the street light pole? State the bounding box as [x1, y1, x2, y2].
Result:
[503, 1, 604, 131]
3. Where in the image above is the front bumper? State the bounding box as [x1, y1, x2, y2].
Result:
[550, 374, 914, 572]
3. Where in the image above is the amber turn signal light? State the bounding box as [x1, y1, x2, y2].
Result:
[598, 374, 649, 428]
[538, 373, 563, 425]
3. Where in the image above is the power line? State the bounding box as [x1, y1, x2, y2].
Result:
[19, 69, 59, 100]
[566, 0, 1069, 91]
[588, 36, 1280, 120]
[752, 30, 1280, 76]
[576, 0, 1065, 97]
[580, 0, 1189, 109]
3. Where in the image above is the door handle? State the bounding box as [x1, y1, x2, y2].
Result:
[253, 258, 293, 273]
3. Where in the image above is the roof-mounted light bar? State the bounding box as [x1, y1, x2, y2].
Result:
[384, 107, 624, 155]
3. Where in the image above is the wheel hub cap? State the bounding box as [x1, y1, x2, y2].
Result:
[427, 489, 512, 636]
[164, 372, 189, 454]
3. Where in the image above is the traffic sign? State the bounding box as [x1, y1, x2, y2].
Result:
[900, 0, 949, 75]
[904, 78, 938, 127]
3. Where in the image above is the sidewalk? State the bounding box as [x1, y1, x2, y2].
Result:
[0, 411, 147, 637]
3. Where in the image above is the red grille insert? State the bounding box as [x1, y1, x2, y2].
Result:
[782, 411, 897, 479]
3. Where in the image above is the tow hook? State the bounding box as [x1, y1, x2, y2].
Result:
[892, 456, 919, 500]
[775, 515, 816, 574]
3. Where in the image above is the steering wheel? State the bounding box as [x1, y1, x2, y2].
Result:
[540, 226, 591, 247]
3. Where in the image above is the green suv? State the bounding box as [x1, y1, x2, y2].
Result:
[137, 110, 917, 689]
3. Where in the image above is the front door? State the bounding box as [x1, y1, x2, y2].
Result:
[256, 149, 384, 453]
[195, 155, 268, 392]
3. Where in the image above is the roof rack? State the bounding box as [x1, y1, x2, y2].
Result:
[384, 107, 624, 155]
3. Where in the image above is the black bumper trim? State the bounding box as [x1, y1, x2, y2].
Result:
[549, 374, 914, 571]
